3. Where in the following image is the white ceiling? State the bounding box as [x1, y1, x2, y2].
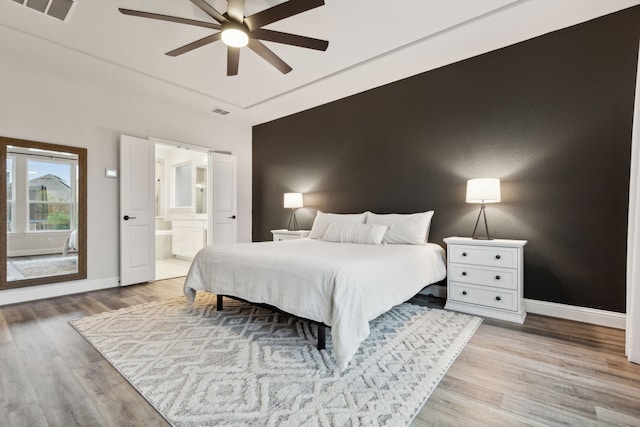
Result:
[1, 0, 639, 126]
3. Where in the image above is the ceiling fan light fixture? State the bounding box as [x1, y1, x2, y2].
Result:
[221, 25, 249, 48]
[119, 0, 328, 75]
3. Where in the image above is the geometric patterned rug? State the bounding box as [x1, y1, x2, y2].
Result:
[69, 293, 481, 426]
[7, 254, 77, 281]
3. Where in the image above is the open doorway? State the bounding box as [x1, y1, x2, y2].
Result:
[154, 143, 209, 280]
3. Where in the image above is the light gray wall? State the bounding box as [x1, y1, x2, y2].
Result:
[0, 40, 252, 304]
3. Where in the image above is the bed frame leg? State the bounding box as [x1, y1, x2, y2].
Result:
[217, 294, 223, 311]
[317, 324, 326, 350]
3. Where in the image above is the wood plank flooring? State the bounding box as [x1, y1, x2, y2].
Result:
[1, 278, 639, 427]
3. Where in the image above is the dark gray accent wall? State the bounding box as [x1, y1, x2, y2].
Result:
[253, 6, 640, 313]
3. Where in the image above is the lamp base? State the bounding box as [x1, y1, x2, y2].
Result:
[471, 204, 495, 240]
[287, 208, 299, 231]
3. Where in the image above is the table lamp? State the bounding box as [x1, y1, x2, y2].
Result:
[466, 178, 501, 240]
[284, 192, 303, 231]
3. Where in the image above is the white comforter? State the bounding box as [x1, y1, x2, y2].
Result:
[184, 239, 446, 370]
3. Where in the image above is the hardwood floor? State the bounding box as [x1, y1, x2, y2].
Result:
[1, 279, 639, 427]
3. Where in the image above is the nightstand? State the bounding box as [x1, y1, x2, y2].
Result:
[270, 229, 311, 241]
[444, 237, 527, 323]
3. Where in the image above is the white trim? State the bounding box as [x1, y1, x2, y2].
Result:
[447, 300, 526, 324]
[8, 248, 66, 257]
[0, 277, 119, 306]
[627, 41, 640, 363]
[148, 136, 215, 153]
[525, 299, 626, 330]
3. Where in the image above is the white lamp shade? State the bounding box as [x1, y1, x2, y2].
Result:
[466, 178, 501, 203]
[284, 192, 303, 208]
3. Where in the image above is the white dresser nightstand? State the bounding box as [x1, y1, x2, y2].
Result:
[444, 237, 527, 324]
[270, 229, 311, 241]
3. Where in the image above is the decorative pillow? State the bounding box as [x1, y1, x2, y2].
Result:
[308, 211, 368, 239]
[365, 211, 434, 245]
[322, 223, 389, 245]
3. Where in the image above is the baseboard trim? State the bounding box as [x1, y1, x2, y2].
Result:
[0, 282, 627, 329]
[0, 277, 120, 306]
[8, 248, 66, 257]
[524, 298, 626, 330]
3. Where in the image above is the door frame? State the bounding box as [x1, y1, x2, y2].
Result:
[149, 137, 237, 245]
[149, 136, 211, 236]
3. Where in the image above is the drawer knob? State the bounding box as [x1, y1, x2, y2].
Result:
[462, 252, 467, 257]
[462, 271, 467, 276]
[462, 291, 467, 295]
[495, 296, 501, 301]
[495, 275, 501, 280]
[495, 254, 501, 260]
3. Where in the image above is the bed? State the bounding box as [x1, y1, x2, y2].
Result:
[184, 211, 446, 370]
[62, 229, 78, 256]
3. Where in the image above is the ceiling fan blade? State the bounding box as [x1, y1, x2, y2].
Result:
[247, 39, 292, 74]
[189, 0, 227, 23]
[227, 47, 240, 76]
[244, 0, 324, 31]
[119, 9, 221, 30]
[227, 0, 245, 23]
[166, 33, 222, 57]
[251, 28, 328, 51]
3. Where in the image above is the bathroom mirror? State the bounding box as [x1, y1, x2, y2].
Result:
[1, 136, 87, 289]
[173, 162, 192, 208]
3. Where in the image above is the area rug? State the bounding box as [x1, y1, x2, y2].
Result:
[70, 294, 481, 426]
[8, 254, 77, 280]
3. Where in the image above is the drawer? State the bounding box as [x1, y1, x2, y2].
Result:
[449, 264, 517, 290]
[449, 282, 518, 311]
[273, 234, 300, 241]
[448, 244, 517, 268]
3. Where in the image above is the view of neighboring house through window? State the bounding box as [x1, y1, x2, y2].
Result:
[27, 159, 74, 231]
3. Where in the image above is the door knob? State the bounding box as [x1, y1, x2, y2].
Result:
[123, 215, 137, 220]
[229, 215, 236, 219]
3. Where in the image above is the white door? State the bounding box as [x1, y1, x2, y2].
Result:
[120, 135, 155, 286]
[209, 152, 237, 244]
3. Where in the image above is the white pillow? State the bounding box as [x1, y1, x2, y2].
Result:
[308, 211, 367, 239]
[365, 211, 434, 245]
[322, 223, 389, 245]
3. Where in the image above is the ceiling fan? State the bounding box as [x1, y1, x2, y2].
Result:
[119, 0, 329, 76]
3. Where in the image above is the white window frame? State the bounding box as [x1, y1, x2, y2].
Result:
[6, 155, 15, 233]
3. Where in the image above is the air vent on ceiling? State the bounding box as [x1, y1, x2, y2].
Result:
[211, 107, 231, 116]
[10, 0, 76, 22]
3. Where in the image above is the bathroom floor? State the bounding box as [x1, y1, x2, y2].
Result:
[156, 257, 192, 281]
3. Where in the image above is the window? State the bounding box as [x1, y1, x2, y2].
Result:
[6, 147, 78, 234]
[6, 156, 15, 233]
[27, 159, 74, 231]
